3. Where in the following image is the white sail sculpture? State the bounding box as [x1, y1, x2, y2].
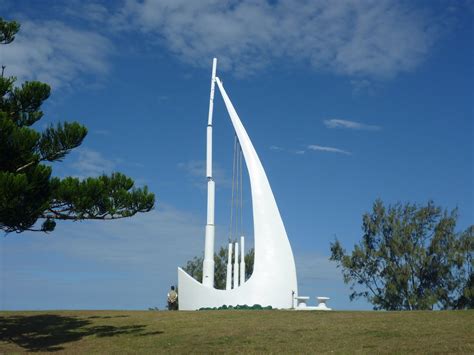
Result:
[178, 58, 298, 310]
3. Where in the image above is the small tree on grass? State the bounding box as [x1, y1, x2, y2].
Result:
[184, 246, 254, 289]
[330, 199, 473, 310]
[0, 19, 155, 233]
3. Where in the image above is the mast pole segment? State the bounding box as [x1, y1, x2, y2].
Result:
[208, 57, 217, 126]
[202, 57, 217, 288]
[206, 57, 217, 178]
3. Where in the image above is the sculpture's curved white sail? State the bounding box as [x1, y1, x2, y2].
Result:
[178, 65, 297, 310]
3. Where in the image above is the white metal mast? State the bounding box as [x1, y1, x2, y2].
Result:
[202, 57, 217, 288]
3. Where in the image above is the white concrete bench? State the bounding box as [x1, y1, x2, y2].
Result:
[315, 296, 331, 310]
[295, 296, 310, 309]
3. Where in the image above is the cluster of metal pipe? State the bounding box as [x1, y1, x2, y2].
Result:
[226, 236, 246, 290]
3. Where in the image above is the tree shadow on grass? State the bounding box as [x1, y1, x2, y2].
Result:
[0, 314, 163, 352]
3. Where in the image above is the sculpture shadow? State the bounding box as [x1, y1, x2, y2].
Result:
[0, 314, 162, 352]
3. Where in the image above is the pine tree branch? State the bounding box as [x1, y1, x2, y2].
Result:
[15, 159, 38, 172]
[42, 209, 139, 221]
[15, 149, 73, 172]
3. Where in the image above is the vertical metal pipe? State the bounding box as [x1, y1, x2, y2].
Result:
[206, 180, 215, 224]
[206, 126, 213, 179]
[206, 57, 217, 177]
[233, 242, 239, 289]
[202, 58, 217, 288]
[240, 236, 246, 285]
[226, 242, 233, 290]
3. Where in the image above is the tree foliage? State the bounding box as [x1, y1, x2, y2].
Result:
[330, 199, 473, 310]
[0, 18, 19, 44]
[0, 18, 155, 233]
[184, 246, 254, 289]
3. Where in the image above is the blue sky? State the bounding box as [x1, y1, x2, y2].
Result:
[0, 0, 472, 311]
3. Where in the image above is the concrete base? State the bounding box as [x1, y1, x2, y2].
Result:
[294, 296, 332, 311]
[315, 296, 332, 310]
[295, 296, 310, 309]
[296, 306, 331, 311]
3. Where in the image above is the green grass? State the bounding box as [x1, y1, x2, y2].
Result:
[1, 310, 472, 353]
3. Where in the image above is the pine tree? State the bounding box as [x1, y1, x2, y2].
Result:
[330, 199, 473, 310]
[0, 18, 155, 233]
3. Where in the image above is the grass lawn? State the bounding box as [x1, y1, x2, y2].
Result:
[0, 310, 472, 353]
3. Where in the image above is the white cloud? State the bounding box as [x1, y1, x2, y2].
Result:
[63, 2, 111, 23]
[269, 144, 350, 156]
[178, 160, 231, 188]
[70, 148, 116, 177]
[1, 0, 444, 87]
[295, 253, 341, 283]
[269, 146, 305, 155]
[350, 78, 377, 95]
[323, 119, 381, 131]
[48, 205, 203, 266]
[294, 150, 306, 155]
[2, 20, 112, 88]
[178, 160, 205, 178]
[116, 0, 439, 78]
[269, 145, 284, 152]
[307, 145, 352, 156]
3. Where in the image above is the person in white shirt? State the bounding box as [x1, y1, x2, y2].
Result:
[167, 286, 178, 310]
